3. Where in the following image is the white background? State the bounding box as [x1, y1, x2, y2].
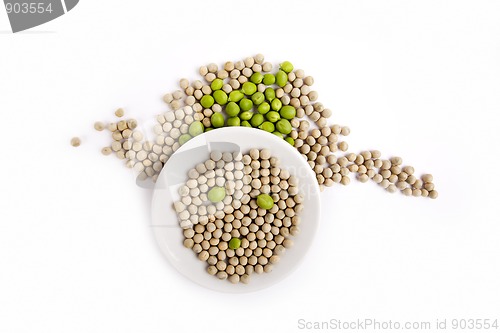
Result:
[1, 1, 500, 332]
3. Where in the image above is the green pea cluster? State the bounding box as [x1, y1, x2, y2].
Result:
[201, 62, 297, 146]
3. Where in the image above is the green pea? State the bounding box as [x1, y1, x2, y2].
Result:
[276, 70, 287, 87]
[263, 74, 275, 85]
[213, 90, 228, 105]
[239, 98, 253, 111]
[259, 121, 275, 132]
[257, 102, 270, 114]
[188, 121, 204, 137]
[227, 117, 240, 126]
[256, 193, 274, 210]
[226, 101, 240, 117]
[228, 90, 244, 102]
[251, 92, 265, 105]
[280, 61, 294, 73]
[208, 186, 226, 203]
[276, 118, 292, 134]
[250, 113, 264, 127]
[211, 112, 224, 128]
[210, 78, 224, 91]
[285, 137, 295, 146]
[239, 111, 253, 121]
[200, 95, 214, 108]
[178, 133, 192, 145]
[205, 127, 214, 132]
[271, 98, 282, 111]
[229, 237, 241, 250]
[242, 82, 257, 95]
[272, 131, 283, 138]
[264, 87, 276, 101]
[250, 72, 264, 84]
[266, 111, 280, 123]
[279, 105, 296, 120]
[241, 120, 252, 127]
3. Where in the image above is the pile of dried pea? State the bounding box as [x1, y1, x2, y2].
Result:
[174, 149, 302, 284]
[80, 54, 437, 198]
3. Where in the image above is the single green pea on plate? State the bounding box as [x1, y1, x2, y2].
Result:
[151, 127, 321, 293]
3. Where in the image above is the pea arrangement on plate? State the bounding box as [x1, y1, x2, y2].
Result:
[174, 149, 302, 284]
[72, 54, 439, 287]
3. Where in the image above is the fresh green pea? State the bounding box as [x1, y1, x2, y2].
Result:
[275, 70, 287, 87]
[210, 78, 224, 91]
[271, 98, 282, 111]
[251, 92, 265, 105]
[259, 121, 275, 132]
[276, 118, 292, 134]
[239, 98, 253, 111]
[266, 111, 280, 123]
[188, 121, 204, 137]
[208, 186, 226, 203]
[227, 117, 240, 126]
[250, 113, 264, 127]
[242, 82, 257, 95]
[213, 90, 228, 105]
[241, 120, 252, 127]
[256, 193, 274, 210]
[205, 127, 214, 132]
[239, 111, 253, 121]
[263, 74, 275, 85]
[211, 112, 224, 128]
[200, 95, 214, 108]
[280, 61, 294, 73]
[178, 133, 192, 145]
[250, 72, 264, 84]
[279, 105, 296, 120]
[229, 237, 241, 250]
[272, 131, 283, 138]
[285, 137, 295, 146]
[257, 102, 270, 114]
[226, 101, 240, 117]
[264, 87, 276, 101]
[228, 90, 244, 102]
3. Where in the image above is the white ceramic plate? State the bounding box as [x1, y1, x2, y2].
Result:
[151, 127, 321, 293]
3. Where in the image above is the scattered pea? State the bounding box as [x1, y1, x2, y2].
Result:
[276, 119, 292, 134]
[239, 98, 253, 111]
[211, 112, 225, 128]
[241, 120, 252, 127]
[257, 193, 274, 210]
[227, 117, 241, 126]
[210, 78, 224, 91]
[280, 61, 294, 73]
[251, 92, 265, 105]
[242, 82, 257, 95]
[280, 105, 296, 120]
[276, 70, 288, 87]
[178, 134, 192, 145]
[250, 72, 264, 84]
[226, 101, 240, 117]
[229, 237, 242, 250]
[188, 121, 204, 136]
[264, 87, 276, 101]
[70, 137, 81, 147]
[208, 186, 226, 202]
[239, 111, 253, 121]
[250, 113, 264, 127]
[259, 121, 275, 132]
[213, 90, 228, 105]
[200, 95, 215, 108]
[263, 74, 276, 85]
[266, 111, 280, 123]
[228, 90, 244, 102]
[257, 102, 271, 114]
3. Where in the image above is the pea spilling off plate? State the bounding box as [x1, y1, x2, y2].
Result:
[174, 149, 302, 284]
[80, 54, 438, 198]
